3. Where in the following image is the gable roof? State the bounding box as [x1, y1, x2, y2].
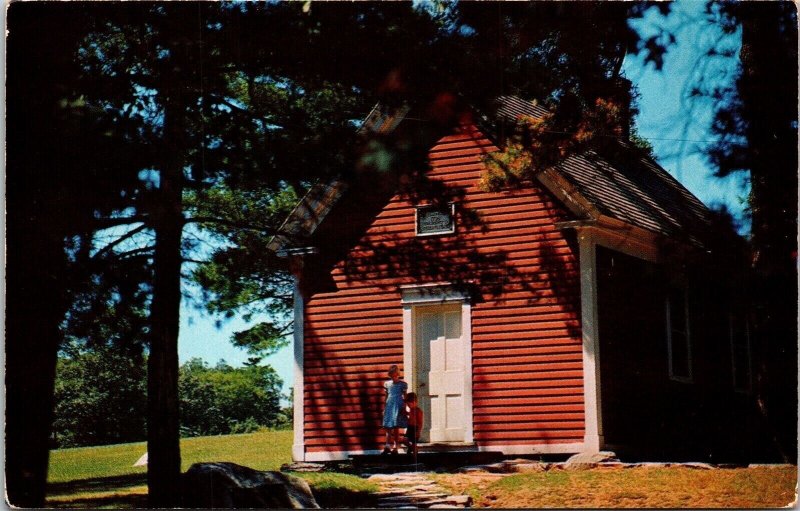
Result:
[270, 96, 713, 253]
[488, 96, 712, 247]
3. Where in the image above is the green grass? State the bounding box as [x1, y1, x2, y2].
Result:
[48, 434, 797, 509]
[435, 466, 798, 508]
[47, 430, 380, 508]
[49, 429, 294, 484]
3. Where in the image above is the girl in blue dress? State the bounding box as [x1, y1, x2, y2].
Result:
[382, 364, 407, 455]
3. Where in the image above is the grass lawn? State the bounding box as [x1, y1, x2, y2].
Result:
[46, 429, 377, 508]
[47, 433, 797, 509]
[434, 465, 798, 508]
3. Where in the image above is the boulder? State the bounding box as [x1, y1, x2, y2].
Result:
[683, 462, 716, 470]
[181, 462, 319, 508]
[281, 461, 327, 473]
[564, 451, 619, 470]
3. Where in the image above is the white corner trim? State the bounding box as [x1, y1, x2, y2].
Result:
[476, 442, 585, 455]
[292, 273, 305, 462]
[578, 232, 604, 453]
[462, 301, 474, 444]
[402, 305, 415, 390]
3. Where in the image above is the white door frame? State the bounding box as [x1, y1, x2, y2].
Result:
[400, 283, 473, 444]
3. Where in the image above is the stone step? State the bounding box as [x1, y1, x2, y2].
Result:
[373, 473, 471, 510]
[381, 482, 438, 489]
[422, 495, 471, 506]
[378, 493, 449, 503]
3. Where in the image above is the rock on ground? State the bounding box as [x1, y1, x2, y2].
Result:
[281, 461, 327, 473]
[564, 451, 619, 470]
[368, 472, 472, 509]
[181, 462, 319, 508]
[457, 459, 550, 474]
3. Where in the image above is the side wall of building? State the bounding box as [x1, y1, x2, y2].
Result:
[596, 246, 776, 462]
[301, 125, 584, 458]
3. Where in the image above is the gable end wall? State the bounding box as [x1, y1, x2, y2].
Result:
[302, 125, 584, 456]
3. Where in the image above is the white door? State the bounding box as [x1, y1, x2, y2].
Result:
[416, 305, 466, 443]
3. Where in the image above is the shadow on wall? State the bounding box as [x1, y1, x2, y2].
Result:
[302, 329, 384, 455]
[296, 120, 584, 455]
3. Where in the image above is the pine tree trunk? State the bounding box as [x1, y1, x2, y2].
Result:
[5, 8, 73, 501]
[5, 221, 64, 507]
[147, 96, 185, 507]
[738, 4, 798, 462]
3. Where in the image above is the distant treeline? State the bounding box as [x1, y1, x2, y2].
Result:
[52, 351, 291, 448]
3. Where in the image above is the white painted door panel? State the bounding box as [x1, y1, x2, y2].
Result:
[417, 306, 465, 443]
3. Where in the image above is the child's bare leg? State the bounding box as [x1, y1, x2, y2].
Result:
[393, 428, 400, 450]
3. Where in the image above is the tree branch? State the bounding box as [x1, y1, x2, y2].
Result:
[92, 224, 150, 261]
[91, 215, 149, 229]
[183, 216, 278, 234]
[181, 258, 208, 265]
[115, 248, 155, 260]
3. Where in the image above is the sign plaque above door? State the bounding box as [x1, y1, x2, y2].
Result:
[416, 203, 455, 236]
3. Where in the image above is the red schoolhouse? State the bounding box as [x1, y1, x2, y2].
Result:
[271, 97, 759, 463]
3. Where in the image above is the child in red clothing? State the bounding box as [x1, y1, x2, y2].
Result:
[403, 392, 424, 455]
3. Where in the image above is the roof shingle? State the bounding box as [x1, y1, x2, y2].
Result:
[492, 96, 713, 246]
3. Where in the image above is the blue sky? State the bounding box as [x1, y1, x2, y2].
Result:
[625, 1, 748, 229]
[178, 2, 749, 400]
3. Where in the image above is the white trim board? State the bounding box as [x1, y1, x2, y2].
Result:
[665, 286, 693, 384]
[476, 442, 585, 455]
[305, 443, 585, 462]
[578, 232, 604, 453]
[305, 449, 384, 462]
[401, 284, 474, 445]
[292, 271, 306, 461]
[399, 282, 470, 305]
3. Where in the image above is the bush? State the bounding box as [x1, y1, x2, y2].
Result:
[179, 358, 284, 437]
[52, 353, 285, 446]
[229, 417, 261, 434]
[52, 348, 147, 448]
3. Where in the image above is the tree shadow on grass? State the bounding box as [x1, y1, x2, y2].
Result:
[47, 472, 146, 497]
[311, 487, 379, 509]
[47, 492, 148, 509]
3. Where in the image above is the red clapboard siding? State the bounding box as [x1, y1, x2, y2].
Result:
[302, 124, 583, 455]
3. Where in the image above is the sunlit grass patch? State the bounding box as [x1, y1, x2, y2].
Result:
[46, 430, 383, 508]
[436, 466, 798, 508]
[47, 430, 295, 507]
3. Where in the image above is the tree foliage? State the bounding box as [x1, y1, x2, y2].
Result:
[53, 348, 148, 448]
[708, 3, 798, 461]
[7, 2, 720, 504]
[6, 3, 151, 504]
[705, 3, 798, 275]
[51, 354, 286, 447]
[643, 1, 797, 460]
[178, 359, 285, 438]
